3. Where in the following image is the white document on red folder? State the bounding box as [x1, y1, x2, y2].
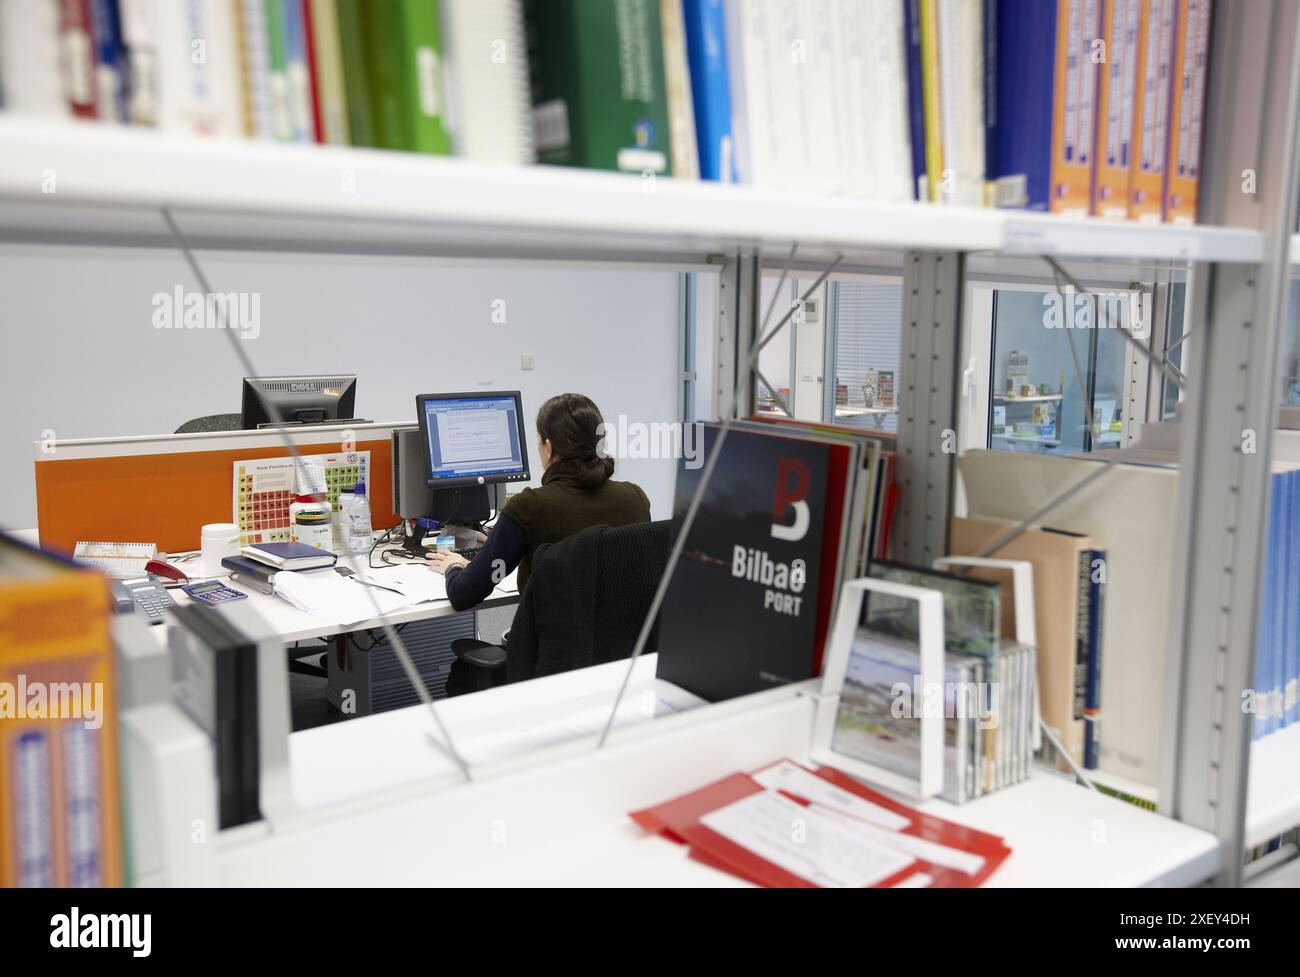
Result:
[699, 791, 913, 888]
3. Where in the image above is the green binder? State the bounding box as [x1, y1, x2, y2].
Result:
[524, 0, 673, 174]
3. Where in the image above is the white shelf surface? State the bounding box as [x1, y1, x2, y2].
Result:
[0, 117, 1264, 266]
[1246, 723, 1300, 848]
[994, 394, 1065, 403]
[435, 769, 1219, 888]
[272, 659, 1220, 887]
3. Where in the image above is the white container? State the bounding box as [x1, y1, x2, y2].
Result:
[201, 523, 241, 577]
[334, 491, 354, 552]
[289, 494, 333, 551]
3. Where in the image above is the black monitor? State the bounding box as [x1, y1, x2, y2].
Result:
[415, 391, 531, 489]
[241, 375, 357, 429]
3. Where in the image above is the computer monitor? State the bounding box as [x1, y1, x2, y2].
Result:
[415, 391, 531, 489]
[241, 375, 358, 429]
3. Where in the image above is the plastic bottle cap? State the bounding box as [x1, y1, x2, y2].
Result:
[354, 480, 366, 496]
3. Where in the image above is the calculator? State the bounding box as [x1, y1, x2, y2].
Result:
[181, 581, 249, 606]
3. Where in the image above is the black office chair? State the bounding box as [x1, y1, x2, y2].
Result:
[448, 519, 671, 694]
[175, 413, 243, 434]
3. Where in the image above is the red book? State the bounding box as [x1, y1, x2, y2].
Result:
[300, 0, 324, 142]
[58, 0, 97, 118]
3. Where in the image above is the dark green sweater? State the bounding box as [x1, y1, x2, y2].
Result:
[443, 460, 650, 608]
[502, 462, 651, 590]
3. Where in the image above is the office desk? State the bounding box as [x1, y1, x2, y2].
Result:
[163, 550, 520, 644]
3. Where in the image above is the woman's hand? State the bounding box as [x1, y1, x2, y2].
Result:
[425, 551, 469, 575]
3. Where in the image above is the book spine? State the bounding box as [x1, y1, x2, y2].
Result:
[988, 0, 1058, 210]
[263, 0, 291, 138]
[682, 0, 734, 182]
[307, 0, 348, 143]
[238, 0, 275, 138]
[982, 0, 997, 203]
[917, 0, 943, 201]
[1083, 549, 1105, 768]
[334, 0, 373, 146]
[363, 0, 411, 151]
[299, 0, 324, 141]
[1287, 471, 1300, 728]
[661, 0, 699, 180]
[398, 0, 452, 154]
[903, 0, 928, 200]
[1050, 0, 1097, 215]
[875, 0, 916, 203]
[1, 0, 74, 118]
[89, 0, 127, 121]
[58, 0, 99, 117]
[1092, 0, 1140, 217]
[441, 0, 535, 164]
[1129, 0, 1175, 221]
[1267, 473, 1285, 735]
[282, 0, 314, 141]
[1073, 547, 1090, 752]
[1163, 0, 1210, 224]
[118, 0, 157, 125]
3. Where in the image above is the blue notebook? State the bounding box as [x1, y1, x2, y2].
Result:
[241, 542, 337, 571]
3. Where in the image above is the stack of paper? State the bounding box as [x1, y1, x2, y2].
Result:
[274, 568, 408, 627]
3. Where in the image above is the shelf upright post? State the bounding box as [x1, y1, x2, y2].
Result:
[893, 251, 966, 565]
[1160, 0, 1300, 886]
[715, 250, 761, 419]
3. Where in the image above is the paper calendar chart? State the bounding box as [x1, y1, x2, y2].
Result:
[233, 458, 297, 547]
[233, 452, 371, 548]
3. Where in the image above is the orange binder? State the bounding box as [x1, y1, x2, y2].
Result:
[1164, 0, 1212, 224]
[1093, 0, 1141, 218]
[1128, 0, 1177, 221]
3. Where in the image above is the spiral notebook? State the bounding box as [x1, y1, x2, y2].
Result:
[72, 541, 158, 580]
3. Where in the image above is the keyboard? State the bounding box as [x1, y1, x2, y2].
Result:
[454, 547, 481, 560]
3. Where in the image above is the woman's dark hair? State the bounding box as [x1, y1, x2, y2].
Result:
[536, 393, 614, 489]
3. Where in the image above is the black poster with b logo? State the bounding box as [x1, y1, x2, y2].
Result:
[656, 423, 845, 702]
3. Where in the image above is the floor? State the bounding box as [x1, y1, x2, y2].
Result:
[288, 605, 514, 732]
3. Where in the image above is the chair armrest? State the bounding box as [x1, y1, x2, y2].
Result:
[450, 638, 508, 671]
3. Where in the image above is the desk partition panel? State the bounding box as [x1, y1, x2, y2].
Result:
[33, 423, 402, 554]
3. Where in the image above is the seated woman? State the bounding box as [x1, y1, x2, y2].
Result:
[426, 392, 650, 609]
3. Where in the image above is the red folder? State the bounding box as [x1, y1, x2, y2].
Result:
[631, 761, 1012, 888]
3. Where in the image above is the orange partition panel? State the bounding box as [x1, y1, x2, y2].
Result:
[35, 439, 396, 556]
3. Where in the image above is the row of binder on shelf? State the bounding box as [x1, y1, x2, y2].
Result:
[0, 1, 1211, 223]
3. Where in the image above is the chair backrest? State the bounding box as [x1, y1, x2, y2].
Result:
[506, 519, 670, 681]
[175, 413, 243, 434]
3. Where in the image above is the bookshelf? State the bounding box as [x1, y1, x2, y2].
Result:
[2, 1, 1298, 889]
[0, 118, 1265, 268]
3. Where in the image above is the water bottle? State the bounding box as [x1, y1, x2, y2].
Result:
[346, 480, 373, 553]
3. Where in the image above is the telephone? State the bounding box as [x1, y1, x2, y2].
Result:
[111, 574, 177, 625]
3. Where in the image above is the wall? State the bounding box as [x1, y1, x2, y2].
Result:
[1, 246, 683, 530]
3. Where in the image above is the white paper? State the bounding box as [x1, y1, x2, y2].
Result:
[274, 568, 409, 626]
[751, 761, 912, 831]
[699, 791, 913, 888]
[359, 565, 447, 603]
[815, 804, 985, 876]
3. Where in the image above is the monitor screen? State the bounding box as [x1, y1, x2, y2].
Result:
[417, 392, 530, 485]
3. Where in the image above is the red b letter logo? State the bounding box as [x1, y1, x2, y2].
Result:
[771, 458, 811, 542]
